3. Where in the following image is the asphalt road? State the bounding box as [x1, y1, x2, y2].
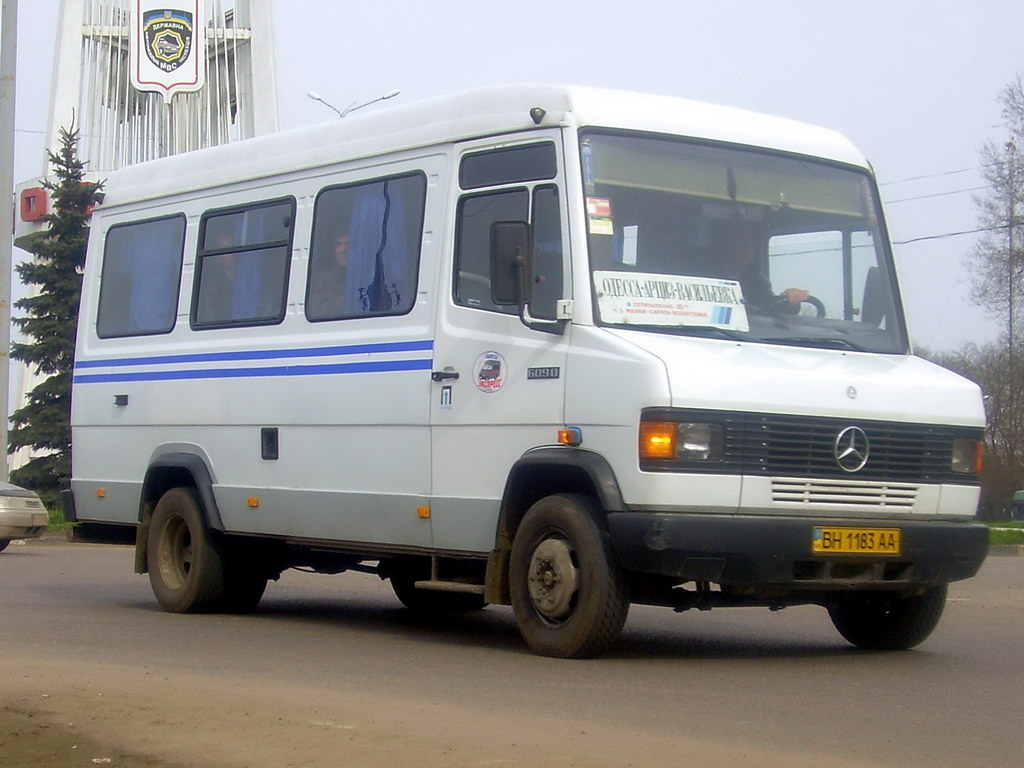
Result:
[2, 539, 1022, 767]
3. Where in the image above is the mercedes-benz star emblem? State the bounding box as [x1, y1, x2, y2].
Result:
[834, 426, 870, 472]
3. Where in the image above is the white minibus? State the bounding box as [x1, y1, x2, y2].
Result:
[67, 85, 988, 657]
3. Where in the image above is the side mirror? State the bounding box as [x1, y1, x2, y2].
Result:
[490, 220, 532, 306]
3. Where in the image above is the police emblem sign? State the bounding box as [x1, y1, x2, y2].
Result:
[130, 1, 206, 102]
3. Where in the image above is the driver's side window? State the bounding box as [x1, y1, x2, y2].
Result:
[768, 231, 842, 318]
[453, 141, 564, 317]
[454, 189, 527, 313]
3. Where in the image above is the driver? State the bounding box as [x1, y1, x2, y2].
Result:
[714, 223, 808, 314]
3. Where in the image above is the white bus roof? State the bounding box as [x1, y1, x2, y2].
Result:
[99, 84, 870, 207]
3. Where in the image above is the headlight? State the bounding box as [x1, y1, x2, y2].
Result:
[640, 421, 724, 462]
[951, 438, 983, 474]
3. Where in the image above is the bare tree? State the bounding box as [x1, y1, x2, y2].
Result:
[927, 343, 1023, 519]
[971, 74, 1024, 345]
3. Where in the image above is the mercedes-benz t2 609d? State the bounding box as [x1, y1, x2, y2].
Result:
[67, 85, 988, 657]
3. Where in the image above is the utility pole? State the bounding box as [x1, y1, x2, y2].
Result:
[0, 0, 18, 483]
[1008, 140, 1016, 360]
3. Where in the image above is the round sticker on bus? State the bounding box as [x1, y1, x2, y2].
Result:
[473, 352, 506, 393]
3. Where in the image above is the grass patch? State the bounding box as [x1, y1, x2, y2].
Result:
[47, 507, 73, 531]
[987, 522, 1024, 546]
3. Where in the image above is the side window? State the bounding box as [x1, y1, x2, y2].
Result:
[530, 185, 563, 320]
[459, 143, 557, 189]
[769, 229, 895, 326]
[455, 188, 528, 313]
[306, 173, 426, 320]
[97, 215, 185, 338]
[192, 199, 294, 328]
[768, 231, 843, 317]
[454, 142, 564, 316]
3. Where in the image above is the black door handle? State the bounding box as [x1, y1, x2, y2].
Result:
[431, 370, 460, 382]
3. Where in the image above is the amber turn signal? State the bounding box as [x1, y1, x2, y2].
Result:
[639, 422, 676, 459]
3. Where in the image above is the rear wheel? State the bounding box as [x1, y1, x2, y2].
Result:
[828, 585, 948, 650]
[0, 538, 10, 552]
[147, 487, 226, 613]
[509, 494, 629, 658]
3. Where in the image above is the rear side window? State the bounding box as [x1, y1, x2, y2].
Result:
[193, 199, 294, 328]
[306, 173, 426, 320]
[97, 215, 185, 338]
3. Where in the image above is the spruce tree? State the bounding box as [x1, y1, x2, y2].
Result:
[8, 125, 102, 508]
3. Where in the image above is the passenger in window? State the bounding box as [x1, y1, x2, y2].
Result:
[713, 223, 808, 314]
[309, 230, 349, 317]
[198, 235, 238, 324]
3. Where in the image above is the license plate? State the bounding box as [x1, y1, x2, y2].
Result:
[812, 526, 901, 555]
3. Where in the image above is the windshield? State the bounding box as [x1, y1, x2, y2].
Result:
[581, 132, 906, 353]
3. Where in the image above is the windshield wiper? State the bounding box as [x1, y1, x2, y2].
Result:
[765, 336, 867, 352]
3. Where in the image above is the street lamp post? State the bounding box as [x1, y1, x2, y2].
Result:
[0, 0, 18, 482]
[307, 89, 400, 119]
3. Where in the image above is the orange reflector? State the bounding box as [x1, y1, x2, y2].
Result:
[247, 497, 259, 508]
[558, 427, 583, 447]
[639, 422, 676, 459]
[417, 506, 431, 519]
[973, 441, 984, 474]
[96, 488, 106, 498]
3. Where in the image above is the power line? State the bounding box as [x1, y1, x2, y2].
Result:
[884, 185, 988, 204]
[879, 168, 975, 186]
[893, 225, 1001, 245]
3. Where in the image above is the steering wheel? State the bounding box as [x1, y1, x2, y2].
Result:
[802, 295, 826, 318]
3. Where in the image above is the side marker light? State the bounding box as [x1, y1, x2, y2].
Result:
[558, 427, 583, 447]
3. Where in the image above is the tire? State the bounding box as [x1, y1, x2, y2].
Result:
[828, 585, 948, 651]
[147, 487, 226, 613]
[509, 494, 629, 658]
[221, 561, 269, 613]
[0, 538, 10, 553]
[389, 561, 486, 613]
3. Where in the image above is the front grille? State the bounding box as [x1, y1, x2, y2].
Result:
[771, 478, 918, 509]
[641, 409, 982, 485]
[743, 414, 966, 482]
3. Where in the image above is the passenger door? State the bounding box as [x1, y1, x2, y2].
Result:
[429, 135, 572, 552]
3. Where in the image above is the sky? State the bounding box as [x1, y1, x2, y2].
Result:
[8, 0, 1024, 352]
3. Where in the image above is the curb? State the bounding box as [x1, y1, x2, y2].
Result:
[988, 545, 1024, 557]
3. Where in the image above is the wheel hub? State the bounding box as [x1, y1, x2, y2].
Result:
[527, 537, 578, 621]
[157, 515, 192, 590]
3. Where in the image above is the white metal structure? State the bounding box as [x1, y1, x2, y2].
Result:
[52, 0, 278, 173]
[13, 0, 278, 248]
[68, 85, 989, 658]
[10, 0, 278, 475]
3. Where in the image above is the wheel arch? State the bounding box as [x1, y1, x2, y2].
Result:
[135, 450, 224, 574]
[485, 447, 626, 604]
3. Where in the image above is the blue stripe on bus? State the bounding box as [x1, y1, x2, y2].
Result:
[74, 339, 435, 370]
[73, 357, 433, 384]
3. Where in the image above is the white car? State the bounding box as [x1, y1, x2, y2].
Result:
[0, 482, 48, 551]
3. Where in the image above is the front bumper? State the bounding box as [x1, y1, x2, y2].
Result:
[607, 512, 988, 589]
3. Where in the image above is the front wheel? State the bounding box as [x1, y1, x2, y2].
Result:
[828, 585, 948, 650]
[509, 494, 629, 658]
[147, 487, 226, 613]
